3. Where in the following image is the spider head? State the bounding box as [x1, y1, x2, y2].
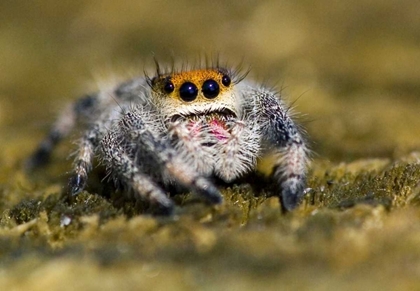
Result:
[149, 68, 240, 126]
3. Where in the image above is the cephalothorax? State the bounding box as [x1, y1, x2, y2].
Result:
[27, 61, 309, 214]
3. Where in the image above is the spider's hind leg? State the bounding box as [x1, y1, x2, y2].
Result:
[26, 93, 113, 197]
[26, 94, 98, 171]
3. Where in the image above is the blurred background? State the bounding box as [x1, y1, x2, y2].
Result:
[0, 0, 419, 164]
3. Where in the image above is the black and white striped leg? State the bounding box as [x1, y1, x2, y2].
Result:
[26, 94, 98, 170]
[26, 105, 75, 170]
[260, 92, 308, 211]
[68, 134, 95, 196]
[101, 131, 174, 214]
[118, 109, 223, 205]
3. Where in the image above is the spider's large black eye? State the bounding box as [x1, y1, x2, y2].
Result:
[179, 82, 198, 101]
[202, 79, 220, 99]
[163, 80, 174, 93]
[221, 74, 231, 87]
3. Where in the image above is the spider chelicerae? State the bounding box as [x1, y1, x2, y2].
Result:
[27, 61, 309, 214]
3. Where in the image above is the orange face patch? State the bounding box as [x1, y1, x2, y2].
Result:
[151, 69, 232, 102]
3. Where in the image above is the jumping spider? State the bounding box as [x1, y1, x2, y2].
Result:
[27, 61, 309, 214]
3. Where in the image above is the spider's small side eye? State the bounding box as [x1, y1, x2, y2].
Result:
[179, 82, 198, 102]
[202, 79, 220, 99]
[221, 75, 231, 87]
[163, 80, 175, 93]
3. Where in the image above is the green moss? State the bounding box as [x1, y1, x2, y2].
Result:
[10, 198, 43, 224]
[1, 156, 420, 289]
[305, 162, 420, 210]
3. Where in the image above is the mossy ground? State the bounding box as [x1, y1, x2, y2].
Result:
[1, 1, 420, 290]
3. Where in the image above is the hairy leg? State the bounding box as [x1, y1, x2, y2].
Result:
[26, 94, 98, 170]
[256, 88, 309, 211]
[112, 108, 223, 204]
[101, 130, 174, 214]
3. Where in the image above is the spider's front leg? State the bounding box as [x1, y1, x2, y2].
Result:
[258, 90, 309, 211]
[101, 108, 223, 214]
[101, 130, 175, 214]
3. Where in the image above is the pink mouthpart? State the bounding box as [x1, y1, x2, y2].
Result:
[187, 119, 229, 141]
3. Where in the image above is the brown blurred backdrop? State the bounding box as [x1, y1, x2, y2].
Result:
[0, 0, 419, 162]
